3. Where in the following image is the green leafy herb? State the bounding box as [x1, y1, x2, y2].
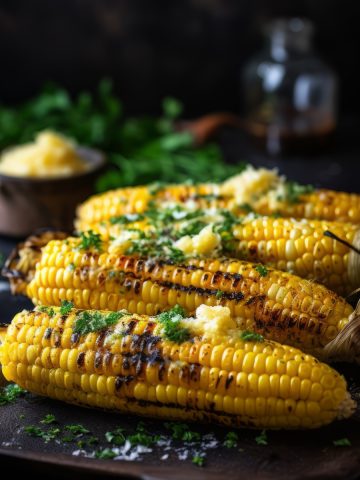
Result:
[78, 230, 103, 251]
[157, 305, 190, 343]
[278, 182, 314, 204]
[24, 425, 60, 443]
[215, 290, 224, 299]
[40, 414, 57, 424]
[240, 330, 264, 343]
[239, 203, 254, 213]
[110, 213, 145, 225]
[64, 424, 90, 435]
[333, 438, 351, 447]
[126, 235, 185, 263]
[77, 436, 99, 448]
[67, 263, 76, 271]
[192, 455, 205, 467]
[73, 311, 125, 335]
[0, 383, 26, 405]
[165, 422, 200, 442]
[24, 425, 43, 437]
[255, 430, 268, 446]
[59, 300, 74, 316]
[224, 431, 238, 448]
[105, 428, 126, 446]
[95, 448, 117, 459]
[37, 306, 55, 317]
[255, 265, 268, 277]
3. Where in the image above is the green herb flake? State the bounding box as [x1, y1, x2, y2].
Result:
[95, 448, 117, 459]
[0, 383, 26, 406]
[40, 414, 57, 424]
[255, 430, 268, 446]
[255, 265, 268, 277]
[73, 311, 125, 335]
[110, 213, 145, 225]
[59, 300, 74, 316]
[215, 290, 224, 299]
[240, 330, 264, 343]
[24, 425, 43, 438]
[239, 203, 254, 213]
[224, 431, 238, 448]
[24, 425, 60, 443]
[278, 182, 314, 204]
[333, 438, 351, 447]
[37, 306, 55, 317]
[192, 455, 205, 467]
[65, 424, 90, 435]
[165, 422, 200, 442]
[157, 305, 190, 343]
[105, 428, 126, 446]
[67, 262, 76, 271]
[78, 230, 103, 252]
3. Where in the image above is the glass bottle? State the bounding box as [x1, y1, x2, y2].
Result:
[242, 18, 337, 155]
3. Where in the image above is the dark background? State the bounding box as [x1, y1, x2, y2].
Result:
[0, 0, 359, 117]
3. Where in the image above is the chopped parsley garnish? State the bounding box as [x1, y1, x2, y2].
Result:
[37, 306, 55, 317]
[333, 438, 351, 447]
[255, 430, 268, 445]
[192, 455, 205, 467]
[40, 414, 57, 425]
[105, 428, 126, 446]
[239, 203, 254, 213]
[213, 210, 241, 253]
[24, 425, 61, 443]
[59, 300, 74, 316]
[78, 230, 103, 251]
[73, 311, 125, 335]
[110, 213, 145, 225]
[157, 305, 190, 343]
[65, 424, 90, 435]
[165, 422, 200, 442]
[67, 262, 76, 271]
[255, 265, 268, 277]
[0, 384, 26, 405]
[126, 235, 185, 263]
[278, 182, 314, 204]
[240, 330, 264, 343]
[95, 448, 117, 459]
[224, 431, 238, 448]
[215, 290, 224, 299]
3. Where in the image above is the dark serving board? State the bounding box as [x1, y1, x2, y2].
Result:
[1, 289, 360, 480]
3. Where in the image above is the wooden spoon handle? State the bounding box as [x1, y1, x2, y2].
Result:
[176, 112, 243, 145]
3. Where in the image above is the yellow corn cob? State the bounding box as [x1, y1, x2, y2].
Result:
[76, 168, 360, 227]
[0, 306, 355, 429]
[5, 234, 358, 362]
[81, 214, 360, 296]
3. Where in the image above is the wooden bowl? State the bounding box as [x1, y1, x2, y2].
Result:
[0, 147, 106, 237]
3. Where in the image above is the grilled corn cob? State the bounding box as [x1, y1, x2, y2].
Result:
[78, 208, 360, 295]
[76, 166, 360, 227]
[4, 233, 359, 362]
[0, 305, 355, 429]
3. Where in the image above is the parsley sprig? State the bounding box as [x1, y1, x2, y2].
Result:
[157, 305, 190, 343]
[78, 231, 103, 251]
[73, 311, 125, 335]
[0, 384, 26, 406]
